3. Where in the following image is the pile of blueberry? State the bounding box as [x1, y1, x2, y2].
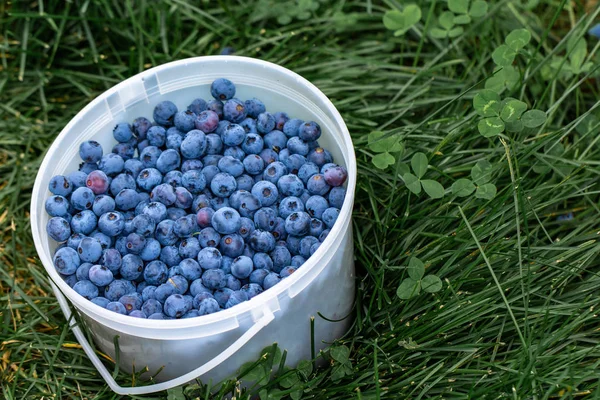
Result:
[45, 78, 347, 319]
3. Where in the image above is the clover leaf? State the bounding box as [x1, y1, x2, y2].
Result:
[451, 160, 496, 200]
[383, 5, 422, 36]
[397, 256, 442, 299]
[368, 131, 403, 169]
[485, 66, 520, 93]
[430, 11, 464, 38]
[402, 153, 445, 198]
[448, 0, 488, 24]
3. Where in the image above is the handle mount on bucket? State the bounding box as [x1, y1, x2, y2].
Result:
[52, 282, 275, 395]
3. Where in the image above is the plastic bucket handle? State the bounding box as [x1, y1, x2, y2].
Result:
[53, 281, 275, 395]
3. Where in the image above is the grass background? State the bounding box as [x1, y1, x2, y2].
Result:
[2, 0, 600, 398]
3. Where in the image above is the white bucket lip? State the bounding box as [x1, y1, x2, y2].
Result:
[31, 55, 356, 330]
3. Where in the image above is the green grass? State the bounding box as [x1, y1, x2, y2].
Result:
[2, 0, 600, 398]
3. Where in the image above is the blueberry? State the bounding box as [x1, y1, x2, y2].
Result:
[211, 78, 236, 101]
[271, 217, 287, 241]
[101, 248, 122, 273]
[188, 98, 208, 114]
[240, 117, 258, 134]
[76, 237, 103, 263]
[168, 275, 189, 295]
[225, 290, 248, 308]
[207, 99, 224, 119]
[179, 258, 202, 281]
[99, 153, 125, 177]
[182, 170, 207, 194]
[197, 227, 220, 248]
[307, 147, 333, 167]
[236, 175, 255, 192]
[257, 112, 275, 134]
[133, 117, 152, 139]
[129, 310, 147, 318]
[260, 149, 279, 166]
[249, 268, 269, 286]
[306, 174, 330, 196]
[223, 273, 241, 291]
[113, 123, 133, 143]
[119, 293, 143, 314]
[142, 285, 157, 301]
[221, 256, 234, 273]
[214, 288, 234, 308]
[241, 155, 264, 176]
[90, 195, 115, 217]
[270, 246, 292, 272]
[104, 279, 136, 302]
[230, 255, 253, 279]
[174, 110, 196, 132]
[163, 170, 182, 188]
[71, 187, 95, 211]
[143, 260, 168, 285]
[181, 310, 198, 319]
[45, 194, 70, 218]
[150, 183, 176, 206]
[218, 155, 245, 177]
[299, 236, 319, 258]
[250, 180, 277, 206]
[156, 149, 181, 174]
[237, 217, 255, 240]
[190, 278, 212, 297]
[137, 140, 150, 154]
[71, 210, 97, 235]
[298, 162, 319, 184]
[194, 110, 220, 133]
[319, 229, 330, 242]
[153, 282, 175, 303]
[219, 233, 245, 257]
[174, 187, 193, 209]
[142, 299, 162, 315]
[109, 173, 136, 196]
[153, 101, 178, 126]
[113, 142, 135, 162]
[143, 202, 168, 225]
[202, 268, 226, 290]
[309, 218, 325, 237]
[211, 207, 242, 234]
[240, 283, 263, 299]
[291, 255, 306, 267]
[221, 124, 244, 147]
[264, 130, 287, 152]
[286, 235, 303, 255]
[202, 165, 221, 185]
[283, 154, 307, 175]
[115, 189, 140, 211]
[53, 247, 80, 275]
[304, 195, 328, 218]
[196, 207, 215, 229]
[76, 262, 92, 281]
[166, 130, 184, 150]
[77, 142, 103, 165]
[91, 297, 111, 308]
[67, 233, 86, 250]
[263, 272, 281, 290]
[323, 164, 347, 187]
[198, 297, 220, 315]
[140, 147, 162, 170]
[106, 301, 127, 315]
[61, 273, 78, 287]
[277, 174, 304, 197]
[285, 136, 307, 155]
[91, 231, 112, 249]
[261, 163, 286, 186]
[328, 186, 346, 209]
[68, 171, 88, 189]
[254, 207, 278, 231]
[244, 98, 266, 118]
[148, 312, 167, 319]
[180, 130, 207, 159]
[320, 163, 337, 174]
[73, 280, 99, 300]
[174, 214, 198, 238]
[205, 133, 224, 155]
[197, 247, 222, 270]
[248, 229, 276, 253]
[80, 162, 99, 174]
[280, 266, 296, 279]
[137, 168, 163, 192]
[160, 245, 182, 267]
[223, 98, 247, 123]
[210, 172, 237, 198]
[322, 207, 340, 228]
[283, 118, 304, 137]
[310, 242, 321, 255]
[139, 238, 161, 261]
[88, 264, 113, 286]
[223, 146, 246, 161]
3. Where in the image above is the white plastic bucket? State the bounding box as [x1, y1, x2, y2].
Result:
[30, 56, 356, 395]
